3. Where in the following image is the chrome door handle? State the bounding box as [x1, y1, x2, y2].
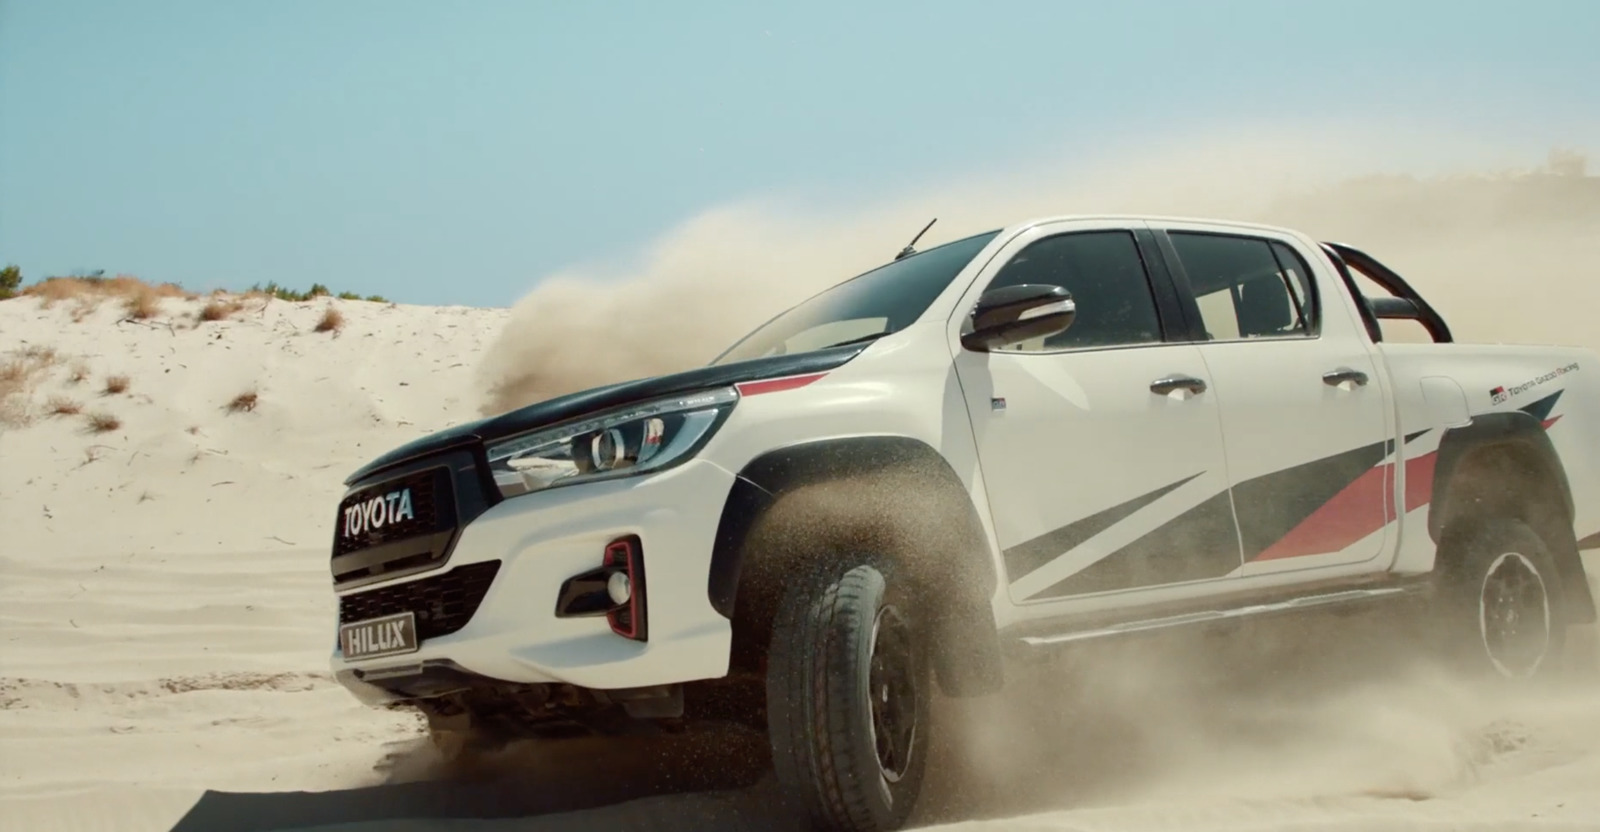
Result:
[1150, 374, 1207, 396]
[1322, 367, 1369, 387]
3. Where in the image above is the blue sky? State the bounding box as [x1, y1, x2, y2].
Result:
[2, 0, 1596, 308]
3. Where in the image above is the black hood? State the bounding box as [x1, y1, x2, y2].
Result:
[343, 342, 872, 485]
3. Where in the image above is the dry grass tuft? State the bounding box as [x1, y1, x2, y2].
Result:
[85, 411, 121, 433]
[123, 289, 163, 320]
[23, 274, 194, 313]
[314, 305, 344, 333]
[68, 363, 90, 385]
[0, 361, 33, 425]
[0, 359, 26, 385]
[225, 390, 259, 413]
[21, 275, 194, 323]
[47, 396, 82, 416]
[20, 345, 57, 363]
[199, 297, 245, 322]
[0, 347, 65, 426]
[103, 374, 131, 395]
[23, 278, 95, 307]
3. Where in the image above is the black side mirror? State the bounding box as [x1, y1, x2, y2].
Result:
[961, 284, 1076, 351]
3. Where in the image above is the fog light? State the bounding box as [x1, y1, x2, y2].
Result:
[606, 570, 632, 605]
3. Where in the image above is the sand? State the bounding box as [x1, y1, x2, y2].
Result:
[0, 293, 507, 830]
[4, 149, 1600, 831]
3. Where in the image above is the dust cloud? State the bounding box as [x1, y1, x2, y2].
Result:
[914, 583, 1600, 828]
[477, 125, 1598, 415]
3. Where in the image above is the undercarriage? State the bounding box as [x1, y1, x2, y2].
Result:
[361, 662, 768, 749]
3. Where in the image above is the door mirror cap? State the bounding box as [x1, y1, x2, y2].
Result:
[961, 284, 1076, 351]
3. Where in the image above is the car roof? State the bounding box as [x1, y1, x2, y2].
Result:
[996, 213, 1309, 239]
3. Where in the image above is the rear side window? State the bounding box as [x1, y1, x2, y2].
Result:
[981, 230, 1163, 351]
[1169, 232, 1318, 341]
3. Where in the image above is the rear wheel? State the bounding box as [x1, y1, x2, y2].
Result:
[1434, 519, 1568, 681]
[766, 559, 930, 832]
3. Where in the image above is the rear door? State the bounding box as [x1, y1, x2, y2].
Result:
[1152, 222, 1398, 579]
[950, 220, 1245, 615]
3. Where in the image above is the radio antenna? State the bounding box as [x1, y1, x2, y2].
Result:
[894, 217, 938, 260]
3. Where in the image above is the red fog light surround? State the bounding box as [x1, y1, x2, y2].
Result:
[604, 536, 647, 642]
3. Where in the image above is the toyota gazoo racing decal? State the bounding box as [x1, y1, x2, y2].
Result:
[1004, 389, 1572, 600]
[341, 487, 416, 541]
[1491, 362, 1580, 406]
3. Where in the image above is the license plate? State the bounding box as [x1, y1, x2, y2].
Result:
[339, 612, 419, 660]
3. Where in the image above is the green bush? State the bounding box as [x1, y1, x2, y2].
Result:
[0, 265, 19, 300]
[246, 281, 378, 303]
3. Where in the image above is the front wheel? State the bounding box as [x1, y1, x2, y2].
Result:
[766, 560, 930, 832]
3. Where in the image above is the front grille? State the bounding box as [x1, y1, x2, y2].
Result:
[334, 467, 450, 557]
[338, 561, 501, 642]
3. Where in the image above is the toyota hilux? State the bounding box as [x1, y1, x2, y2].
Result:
[327, 214, 1600, 832]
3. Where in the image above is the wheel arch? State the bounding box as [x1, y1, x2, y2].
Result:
[1429, 411, 1595, 625]
[709, 434, 1004, 697]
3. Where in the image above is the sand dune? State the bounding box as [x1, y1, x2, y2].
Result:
[0, 293, 504, 830]
[3, 142, 1600, 832]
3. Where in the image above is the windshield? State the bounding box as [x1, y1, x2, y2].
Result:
[712, 230, 1001, 365]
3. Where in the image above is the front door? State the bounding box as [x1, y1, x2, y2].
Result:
[1155, 222, 1396, 579]
[950, 220, 1244, 611]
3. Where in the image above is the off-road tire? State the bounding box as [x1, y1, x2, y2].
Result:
[766, 559, 931, 832]
[1433, 518, 1568, 681]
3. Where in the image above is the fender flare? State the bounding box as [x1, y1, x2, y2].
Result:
[707, 435, 1004, 697]
[1429, 411, 1594, 624]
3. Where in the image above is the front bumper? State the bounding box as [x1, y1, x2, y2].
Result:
[329, 458, 739, 706]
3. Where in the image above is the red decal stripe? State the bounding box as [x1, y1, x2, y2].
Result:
[1249, 406, 1562, 563]
[1253, 465, 1391, 561]
[735, 373, 826, 396]
[1254, 449, 1442, 562]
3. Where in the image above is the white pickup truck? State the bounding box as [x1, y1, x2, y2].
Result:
[326, 214, 1600, 832]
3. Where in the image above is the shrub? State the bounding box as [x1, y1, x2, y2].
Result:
[103, 374, 130, 395]
[0, 359, 26, 385]
[85, 411, 121, 433]
[0, 265, 19, 300]
[315, 306, 344, 333]
[0, 348, 62, 426]
[23, 273, 192, 311]
[123, 290, 162, 320]
[225, 390, 259, 413]
[250, 281, 332, 302]
[199, 297, 244, 321]
[47, 396, 82, 416]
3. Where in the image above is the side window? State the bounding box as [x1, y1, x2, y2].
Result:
[982, 230, 1163, 351]
[1169, 232, 1319, 341]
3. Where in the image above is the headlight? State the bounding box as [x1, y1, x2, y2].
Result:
[484, 387, 737, 499]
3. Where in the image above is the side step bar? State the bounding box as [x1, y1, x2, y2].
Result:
[1017, 583, 1428, 650]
